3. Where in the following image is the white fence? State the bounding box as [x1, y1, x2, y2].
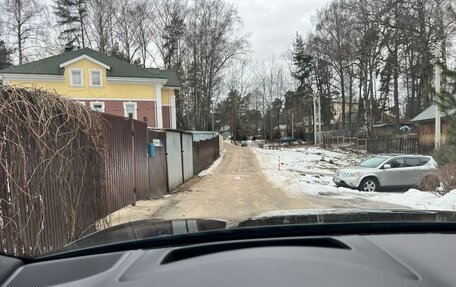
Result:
[191, 131, 219, 142]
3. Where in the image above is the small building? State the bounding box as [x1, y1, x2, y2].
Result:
[411, 105, 454, 147]
[219, 125, 231, 139]
[273, 125, 289, 138]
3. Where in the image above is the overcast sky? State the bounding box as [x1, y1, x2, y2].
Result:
[227, 0, 332, 60]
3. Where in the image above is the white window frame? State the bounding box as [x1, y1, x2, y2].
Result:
[90, 101, 105, 113]
[89, 69, 103, 87]
[123, 101, 138, 119]
[69, 68, 83, 87]
[76, 101, 86, 106]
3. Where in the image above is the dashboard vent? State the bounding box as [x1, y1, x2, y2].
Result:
[161, 237, 349, 264]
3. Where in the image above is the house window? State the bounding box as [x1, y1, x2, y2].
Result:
[123, 102, 137, 119]
[90, 101, 105, 112]
[76, 101, 86, 106]
[89, 69, 102, 87]
[70, 68, 83, 86]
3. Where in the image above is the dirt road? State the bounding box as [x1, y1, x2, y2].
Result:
[155, 143, 404, 222]
[155, 144, 312, 221]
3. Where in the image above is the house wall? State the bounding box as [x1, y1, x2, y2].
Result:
[417, 121, 449, 146]
[6, 58, 178, 129]
[9, 59, 158, 100]
[78, 100, 156, 128]
[161, 89, 174, 105]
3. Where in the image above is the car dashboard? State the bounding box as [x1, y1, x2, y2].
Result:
[1, 232, 455, 287]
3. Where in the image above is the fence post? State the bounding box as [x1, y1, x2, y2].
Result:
[180, 132, 185, 182]
[129, 115, 136, 207]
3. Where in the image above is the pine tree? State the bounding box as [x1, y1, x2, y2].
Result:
[53, 0, 88, 48]
[292, 32, 313, 91]
[0, 39, 13, 70]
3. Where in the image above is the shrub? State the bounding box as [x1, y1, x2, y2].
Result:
[420, 164, 456, 196]
[436, 164, 456, 195]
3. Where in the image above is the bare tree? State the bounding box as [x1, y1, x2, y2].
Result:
[149, 0, 187, 69]
[313, 0, 354, 130]
[181, 0, 249, 130]
[115, 0, 141, 63]
[225, 58, 254, 141]
[3, 0, 47, 64]
[86, 0, 116, 53]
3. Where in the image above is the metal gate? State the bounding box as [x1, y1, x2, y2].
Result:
[182, 133, 194, 181]
[166, 131, 183, 191]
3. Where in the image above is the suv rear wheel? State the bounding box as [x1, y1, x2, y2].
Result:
[359, 177, 379, 192]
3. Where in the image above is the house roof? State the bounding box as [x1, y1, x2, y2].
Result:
[273, 125, 288, 130]
[0, 48, 180, 87]
[146, 68, 180, 88]
[411, 105, 456, 122]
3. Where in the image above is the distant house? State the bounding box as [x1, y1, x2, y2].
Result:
[331, 100, 358, 125]
[0, 48, 180, 129]
[371, 119, 414, 136]
[273, 125, 288, 138]
[411, 105, 455, 147]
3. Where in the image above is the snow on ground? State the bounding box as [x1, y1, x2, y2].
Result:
[198, 149, 226, 177]
[252, 146, 456, 211]
[371, 189, 456, 211]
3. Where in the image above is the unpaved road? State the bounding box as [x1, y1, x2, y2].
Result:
[154, 143, 405, 222]
[155, 144, 313, 221]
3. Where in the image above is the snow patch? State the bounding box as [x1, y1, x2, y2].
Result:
[372, 189, 456, 211]
[252, 146, 456, 211]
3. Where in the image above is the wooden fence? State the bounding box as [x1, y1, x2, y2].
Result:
[366, 136, 434, 155]
[193, 137, 221, 175]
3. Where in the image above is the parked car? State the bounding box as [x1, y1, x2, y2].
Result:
[333, 155, 437, 192]
[400, 125, 411, 132]
[279, 137, 296, 144]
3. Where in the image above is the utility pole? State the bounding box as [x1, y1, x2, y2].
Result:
[313, 96, 317, 146]
[435, 48, 442, 150]
[211, 108, 215, 138]
[318, 92, 322, 145]
[291, 113, 294, 138]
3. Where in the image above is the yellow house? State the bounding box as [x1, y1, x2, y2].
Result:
[0, 48, 179, 129]
[331, 100, 358, 125]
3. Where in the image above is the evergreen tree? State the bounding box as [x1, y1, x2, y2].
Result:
[53, 0, 88, 48]
[0, 39, 13, 70]
[292, 32, 313, 91]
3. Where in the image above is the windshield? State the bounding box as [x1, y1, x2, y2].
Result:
[358, 157, 387, 168]
[1, 0, 456, 260]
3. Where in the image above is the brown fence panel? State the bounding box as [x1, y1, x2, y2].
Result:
[147, 130, 168, 198]
[133, 120, 149, 200]
[193, 137, 220, 175]
[102, 114, 149, 216]
[0, 88, 104, 257]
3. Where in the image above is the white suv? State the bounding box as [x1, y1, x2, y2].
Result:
[333, 155, 437, 192]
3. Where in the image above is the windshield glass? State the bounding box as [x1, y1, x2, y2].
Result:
[358, 157, 387, 168]
[1, 0, 456, 260]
